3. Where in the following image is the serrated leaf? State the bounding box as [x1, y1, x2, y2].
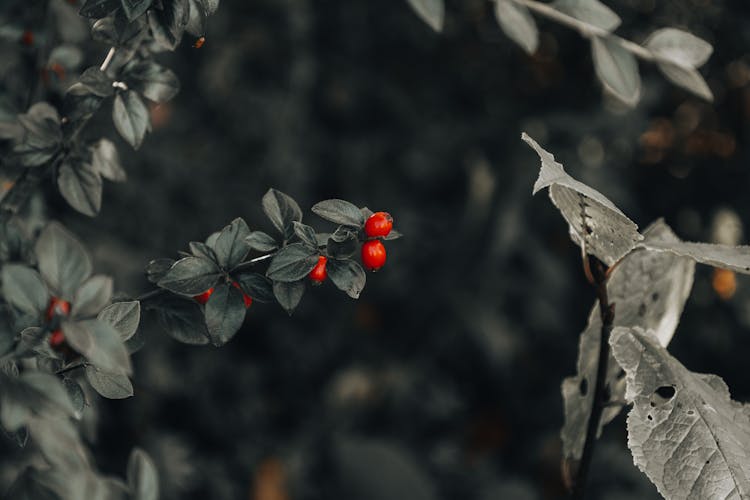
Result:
[155, 296, 209, 345]
[58, 156, 103, 217]
[80, 0, 121, 18]
[148, 0, 190, 50]
[262, 188, 302, 239]
[561, 220, 695, 463]
[494, 0, 539, 54]
[35, 222, 93, 300]
[62, 319, 132, 374]
[311, 199, 365, 228]
[157, 256, 220, 294]
[551, 0, 620, 32]
[611, 327, 750, 499]
[293, 221, 318, 249]
[128, 448, 159, 500]
[656, 62, 713, 101]
[121, 0, 153, 20]
[212, 217, 250, 269]
[245, 231, 278, 252]
[266, 243, 319, 282]
[591, 35, 641, 106]
[125, 60, 180, 103]
[273, 280, 304, 315]
[644, 28, 713, 69]
[523, 133, 642, 265]
[406, 0, 444, 32]
[98, 301, 140, 340]
[86, 365, 133, 399]
[204, 283, 245, 346]
[640, 239, 750, 275]
[235, 273, 274, 303]
[90, 138, 126, 182]
[72, 274, 113, 318]
[79, 67, 114, 97]
[327, 259, 366, 299]
[2, 265, 49, 316]
[113, 90, 150, 149]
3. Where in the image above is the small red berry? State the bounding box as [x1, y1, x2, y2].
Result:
[49, 330, 65, 349]
[232, 281, 253, 309]
[361, 240, 386, 271]
[193, 36, 206, 48]
[46, 297, 71, 322]
[364, 212, 393, 238]
[309, 255, 328, 284]
[21, 30, 34, 47]
[194, 287, 214, 305]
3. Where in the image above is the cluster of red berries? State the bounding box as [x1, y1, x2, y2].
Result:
[193, 281, 253, 308]
[307, 211, 394, 284]
[46, 297, 71, 349]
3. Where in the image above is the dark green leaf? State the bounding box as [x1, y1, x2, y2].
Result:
[4, 468, 59, 500]
[35, 222, 93, 300]
[155, 296, 210, 345]
[90, 138, 126, 182]
[273, 280, 304, 315]
[189, 241, 217, 262]
[186, 0, 207, 36]
[213, 217, 251, 269]
[113, 90, 150, 149]
[326, 228, 358, 260]
[14, 103, 62, 167]
[148, 0, 190, 50]
[157, 256, 220, 295]
[0, 372, 76, 431]
[92, 13, 149, 46]
[72, 274, 113, 318]
[262, 188, 302, 239]
[58, 156, 103, 217]
[1, 265, 49, 316]
[204, 283, 245, 346]
[79, 67, 114, 97]
[235, 273, 274, 303]
[86, 365, 133, 399]
[245, 231, 278, 252]
[383, 229, 403, 241]
[266, 243, 319, 282]
[293, 221, 318, 249]
[80, 0, 121, 18]
[121, 0, 153, 20]
[97, 301, 140, 340]
[145, 258, 174, 284]
[62, 319, 132, 374]
[327, 259, 366, 299]
[62, 378, 86, 418]
[128, 448, 159, 500]
[312, 199, 365, 227]
[125, 60, 180, 103]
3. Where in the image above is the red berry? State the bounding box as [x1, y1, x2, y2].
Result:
[364, 212, 393, 238]
[49, 330, 65, 349]
[194, 287, 214, 305]
[193, 36, 206, 48]
[21, 30, 34, 47]
[309, 255, 328, 284]
[46, 297, 71, 321]
[232, 282, 253, 309]
[361, 240, 386, 271]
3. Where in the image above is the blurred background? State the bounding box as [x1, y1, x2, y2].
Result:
[6, 0, 750, 498]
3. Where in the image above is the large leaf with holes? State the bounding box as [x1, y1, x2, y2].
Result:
[640, 239, 750, 275]
[560, 220, 695, 468]
[611, 327, 750, 499]
[524, 133, 642, 265]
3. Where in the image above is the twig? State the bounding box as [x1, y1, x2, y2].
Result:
[512, 0, 655, 62]
[56, 361, 86, 376]
[232, 252, 276, 272]
[571, 255, 615, 499]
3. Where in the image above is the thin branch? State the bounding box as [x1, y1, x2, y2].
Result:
[512, 0, 655, 62]
[100, 47, 116, 72]
[571, 256, 615, 499]
[56, 361, 86, 376]
[232, 252, 276, 272]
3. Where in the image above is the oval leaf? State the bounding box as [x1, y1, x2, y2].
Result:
[35, 222, 93, 300]
[494, 0, 539, 54]
[97, 301, 141, 340]
[311, 199, 365, 228]
[591, 35, 641, 107]
[157, 256, 220, 295]
[204, 283, 245, 346]
[266, 243, 319, 282]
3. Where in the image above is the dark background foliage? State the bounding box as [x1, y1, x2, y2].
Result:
[4, 0, 750, 498]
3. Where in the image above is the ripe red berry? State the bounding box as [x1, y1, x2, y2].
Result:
[309, 255, 328, 284]
[49, 330, 65, 349]
[361, 240, 386, 271]
[193, 36, 206, 48]
[21, 30, 34, 47]
[194, 287, 214, 305]
[46, 297, 71, 321]
[232, 282, 253, 309]
[364, 212, 393, 238]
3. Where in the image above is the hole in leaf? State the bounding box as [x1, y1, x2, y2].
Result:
[651, 292, 659, 302]
[616, 369, 626, 380]
[687, 410, 695, 416]
[655, 386, 676, 400]
[579, 378, 588, 396]
[647, 415, 653, 421]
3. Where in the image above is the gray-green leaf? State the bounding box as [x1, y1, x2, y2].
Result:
[113, 90, 150, 149]
[62, 319, 132, 374]
[72, 274, 113, 318]
[86, 365, 134, 399]
[494, 0, 539, 54]
[406, 0, 444, 32]
[266, 243, 319, 282]
[2, 264, 49, 316]
[551, 0, 620, 32]
[204, 283, 246, 346]
[157, 256, 221, 295]
[35, 222, 93, 300]
[97, 301, 141, 340]
[591, 35, 641, 106]
[128, 448, 159, 500]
